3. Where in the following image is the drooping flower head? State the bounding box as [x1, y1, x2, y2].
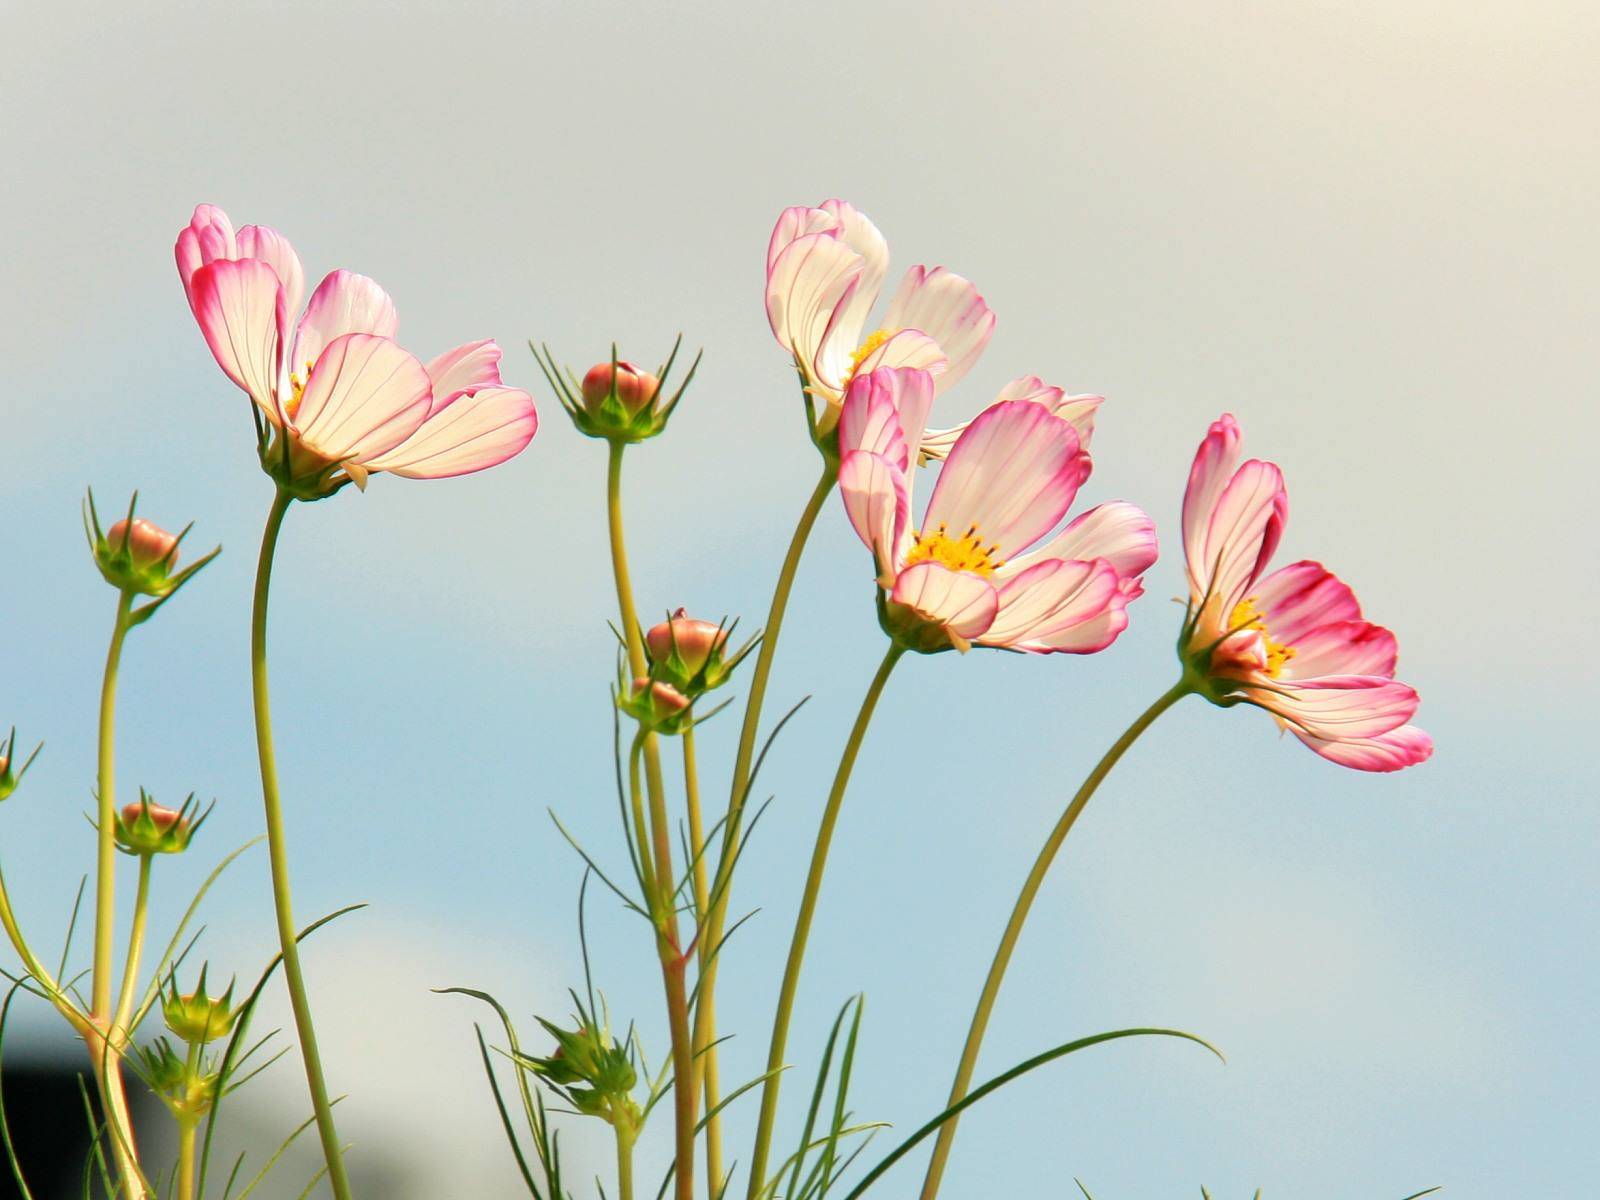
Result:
[837, 367, 1156, 654]
[765, 200, 995, 437]
[1180, 414, 1432, 772]
[176, 204, 537, 498]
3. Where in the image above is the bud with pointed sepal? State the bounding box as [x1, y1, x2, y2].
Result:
[518, 1008, 641, 1134]
[114, 790, 211, 857]
[534, 337, 700, 444]
[618, 675, 694, 735]
[162, 965, 241, 1046]
[84, 490, 220, 621]
[643, 609, 757, 697]
[0, 728, 42, 803]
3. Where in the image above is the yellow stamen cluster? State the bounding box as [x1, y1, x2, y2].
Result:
[1230, 597, 1297, 677]
[904, 522, 1003, 578]
[847, 328, 894, 381]
[284, 359, 315, 419]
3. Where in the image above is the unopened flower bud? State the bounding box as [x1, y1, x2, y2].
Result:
[633, 678, 689, 714]
[582, 361, 660, 417]
[107, 518, 180, 573]
[645, 609, 747, 694]
[115, 791, 206, 856]
[0, 729, 40, 803]
[163, 967, 240, 1045]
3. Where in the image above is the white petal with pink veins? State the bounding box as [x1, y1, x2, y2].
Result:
[765, 233, 864, 388]
[188, 259, 288, 422]
[292, 270, 400, 379]
[983, 558, 1127, 653]
[848, 330, 947, 398]
[1182, 413, 1243, 598]
[425, 340, 504, 412]
[1251, 560, 1362, 645]
[883, 266, 995, 394]
[1295, 724, 1434, 772]
[1280, 620, 1399, 680]
[838, 367, 936, 471]
[766, 205, 839, 273]
[175, 204, 238, 302]
[1198, 459, 1287, 616]
[838, 450, 910, 580]
[368, 387, 537, 479]
[1000, 501, 1159, 584]
[890, 562, 998, 643]
[293, 334, 432, 464]
[819, 200, 889, 342]
[1246, 675, 1419, 742]
[920, 401, 1087, 561]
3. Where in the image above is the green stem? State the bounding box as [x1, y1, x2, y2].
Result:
[746, 643, 904, 1198]
[250, 488, 352, 1200]
[614, 1125, 636, 1200]
[605, 441, 696, 1200]
[916, 679, 1192, 1200]
[112, 855, 153, 1040]
[681, 726, 724, 1193]
[176, 1117, 198, 1200]
[93, 590, 133, 1022]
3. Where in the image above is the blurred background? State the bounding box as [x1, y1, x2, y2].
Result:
[1, 0, 1595, 1195]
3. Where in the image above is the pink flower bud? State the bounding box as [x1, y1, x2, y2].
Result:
[632, 677, 690, 715]
[0, 756, 8, 777]
[107, 518, 179, 571]
[646, 609, 729, 677]
[121, 800, 183, 832]
[582, 361, 661, 416]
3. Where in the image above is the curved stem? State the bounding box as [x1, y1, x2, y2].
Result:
[112, 855, 152, 1040]
[916, 679, 1192, 1200]
[681, 726, 724, 1192]
[746, 643, 904, 1198]
[606, 441, 696, 1200]
[251, 488, 352, 1200]
[93, 590, 132, 1022]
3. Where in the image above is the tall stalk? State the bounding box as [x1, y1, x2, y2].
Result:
[606, 441, 696, 1200]
[250, 488, 352, 1200]
[746, 643, 904, 1197]
[917, 681, 1192, 1199]
[680, 725, 724, 1191]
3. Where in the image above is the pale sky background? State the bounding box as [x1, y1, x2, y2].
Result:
[1, 1, 1596, 1197]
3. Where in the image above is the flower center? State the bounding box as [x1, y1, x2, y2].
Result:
[904, 522, 1003, 578]
[847, 328, 894, 381]
[285, 359, 315, 420]
[1229, 597, 1297, 677]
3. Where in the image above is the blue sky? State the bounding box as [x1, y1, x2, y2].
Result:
[1, 1, 1595, 1196]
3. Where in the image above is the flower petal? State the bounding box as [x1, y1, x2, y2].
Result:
[175, 204, 238, 304]
[838, 450, 909, 579]
[1198, 459, 1287, 617]
[1000, 501, 1158, 586]
[1295, 724, 1434, 772]
[982, 557, 1128, 653]
[818, 200, 888, 344]
[425, 340, 504, 412]
[235, 224, 306, 324]
[1182, 414, 1243, 598]
[291, 270, 399, 379]
[188, 259, 287, 420]
[1250, 560, 1362, 645]
[889, 561, 998, 641]
[849, 330, 948, 398]
[883, 266, 995, 394]
[1244, 675, 1419, 741]
[366, 386, 537, 479]
[837, 366, 937, 471]
[293, 333, 432, 464]
[764, 232, 864, 392]
[920, 400, 1087, 560]
[921, 377, 1100, 463]
[1281, 620, 1398, 680]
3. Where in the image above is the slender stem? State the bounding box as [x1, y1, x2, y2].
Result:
[614, 1126, 636, 1200]
[605, 441, 696, 1200]
[176, 1117, 198, 1200]
[916, 680, 1192, 1200]
[250, 488, 352, 1200]
[746, 643, 904, 1198]
[112, 855, 153, 1040]
[93, 591, 133, 1022]
[681, 726, 724, 1192]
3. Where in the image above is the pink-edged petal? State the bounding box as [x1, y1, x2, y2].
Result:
[767, 205, 840, 273]
[849, 328, 948, 392]
[1198, 459, 1287, 616]
[837, 367, 937, 470]
[883, 266, 995, 394]
[292, 333, 432, 463]
[366, 386, 537, 479]
[922, 378, 1101, 463]
[291, 270, 399, 378]
[889, 561, 998, 641]
[818, 199, 888, 340]
[235, 224, 305, 322]
[188, 259, 287, 420]
[1281, 620, 1398, 681]
[1182, 413, 1243, 597]
[921, 400, 1087, 560]
[425, 340, 504, 412]
[765, 233, 864, 391]
[838, 450, 909, 579]
[1295, 724, 1433, 772]
[176, 204, 238, 302]
[1250, 560, 1362, 645]
[981, 557, 1128, 653]
[1001, 501, 1158, 585]
[1245, 675, 1419, 741]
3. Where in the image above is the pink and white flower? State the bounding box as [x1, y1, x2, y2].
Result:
[1180, 414, 1432, 772]
[836, 367, 1155, 654]
[764, 200, 995, 429]
[917, 375, 1104, 464]
[176, 204, 537, 491]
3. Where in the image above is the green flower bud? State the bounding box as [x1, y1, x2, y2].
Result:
[162, 966, 240, 1046]
[535, 338, 700, 444]
[114, 791, 210, 856]
[83, 490, 219, 614]
[0, 728, 41, 803]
